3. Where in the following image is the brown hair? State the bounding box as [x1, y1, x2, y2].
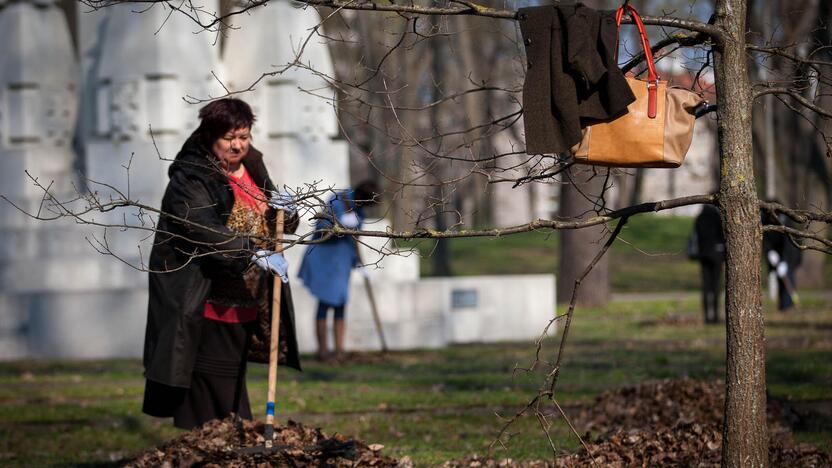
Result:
[193, 98, 256, 147]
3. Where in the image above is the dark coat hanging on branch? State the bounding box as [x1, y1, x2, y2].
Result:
[519, 3, 635, 154]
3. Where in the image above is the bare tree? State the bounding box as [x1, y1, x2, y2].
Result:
[749, 0, 832, 289]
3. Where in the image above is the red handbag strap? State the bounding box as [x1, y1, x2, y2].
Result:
[615, 4, 659, 118]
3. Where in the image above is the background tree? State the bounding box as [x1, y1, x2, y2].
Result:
[749, 0, 832, 289]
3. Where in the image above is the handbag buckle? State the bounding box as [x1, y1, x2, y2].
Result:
[646, 78, 660, 89]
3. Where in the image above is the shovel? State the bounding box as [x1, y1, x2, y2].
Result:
[354, 240, 388, 353]
[263, 208, 286, 447]
[236, 208, 285, 455]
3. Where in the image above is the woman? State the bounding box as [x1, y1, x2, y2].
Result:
[142, 98, 301, 429]
[298, 180, 379, 361]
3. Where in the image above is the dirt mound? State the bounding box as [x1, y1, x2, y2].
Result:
[124, 417, 404, 467]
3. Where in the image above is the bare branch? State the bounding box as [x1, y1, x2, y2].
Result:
[334, 194, 716, 239]
[621, 31, 711, 74]
[762, 225, 832, 254]
[753, 87, 832, 118]
[81, 0, 723, 37]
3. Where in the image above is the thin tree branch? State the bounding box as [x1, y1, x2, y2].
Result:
[82, 0, 723, 39]
[621, 31, 711, 74]
[752, 87, 832, 119]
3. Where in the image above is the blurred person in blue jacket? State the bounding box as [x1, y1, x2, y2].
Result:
[299, 180, 380, 360]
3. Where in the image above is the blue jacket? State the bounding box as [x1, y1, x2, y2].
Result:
[298, 190, 364, 306]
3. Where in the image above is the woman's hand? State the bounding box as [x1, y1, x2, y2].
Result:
[268, 190, 297, 217]
[252, 250, 290, 283]
[337, 212, 360, 228]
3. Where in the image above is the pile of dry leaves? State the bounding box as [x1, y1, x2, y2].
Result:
[445, 378, 830, 467]
[124, 417, 404, 467]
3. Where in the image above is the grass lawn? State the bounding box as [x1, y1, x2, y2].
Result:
[1, 295, 830, 466]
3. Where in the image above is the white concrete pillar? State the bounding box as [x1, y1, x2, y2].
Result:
[80, 0, 222, 205]
[0, 0, 78, 198]
[0, 0, 82, 358]
[222, 0, 348, 192]
[74, 0, 224, 284]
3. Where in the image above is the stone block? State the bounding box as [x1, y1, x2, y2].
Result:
[1, 254, 145, 293]
[0, 223, 93, 262]
[292, 273, 555, 354]
[84, 140, 175, 198]
[0, 148, 77, 198]
[0, 293, 29, 360]
[25, 289, 147, 358]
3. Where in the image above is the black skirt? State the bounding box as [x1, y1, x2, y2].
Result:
[143, 320, 253, 429]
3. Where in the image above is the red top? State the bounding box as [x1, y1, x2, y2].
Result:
[203, 166, 267, 324]
[227, 167, 268, 215]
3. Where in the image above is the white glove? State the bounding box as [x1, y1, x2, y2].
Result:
[268, 190, 297, 217]
[252, 249, 289, 283]
[767, 250, 780, 267]
[776, 262, 788, 279]
[337, 211, 360, 229]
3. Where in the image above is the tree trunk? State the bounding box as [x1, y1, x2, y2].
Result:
[714, 0, 768, 466]
[557, 166, 610, 307]
[430, 20, 452, 277]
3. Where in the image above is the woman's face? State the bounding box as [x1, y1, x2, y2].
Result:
[212, 127, 251, 167]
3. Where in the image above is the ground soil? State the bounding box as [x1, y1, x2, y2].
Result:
[125, 378, 830, 467]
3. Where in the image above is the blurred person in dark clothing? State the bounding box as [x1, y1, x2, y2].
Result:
[761, 207, 802, 311]
[690, 204, 725, 323]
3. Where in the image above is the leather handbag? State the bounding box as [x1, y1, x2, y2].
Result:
[571, 4, 704, 168]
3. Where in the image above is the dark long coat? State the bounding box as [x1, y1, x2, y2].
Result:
[143, 136, 301, 391]
[694, 204, 726, 264]
[519, 4, 636, 154]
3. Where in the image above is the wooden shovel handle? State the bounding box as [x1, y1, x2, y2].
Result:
[353, 241, 388, 352]
[264, 209, 285, 446]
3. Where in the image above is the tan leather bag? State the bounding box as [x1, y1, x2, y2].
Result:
[571, 4, 704, 168]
